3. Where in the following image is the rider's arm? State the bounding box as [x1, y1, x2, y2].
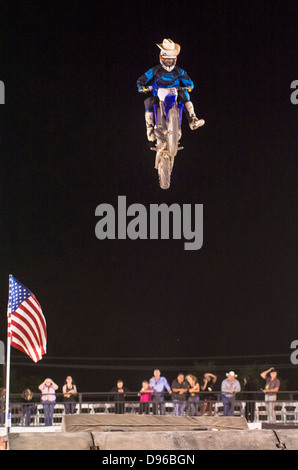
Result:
[178, 68, 194, 90]
[137, 68, 154, 92]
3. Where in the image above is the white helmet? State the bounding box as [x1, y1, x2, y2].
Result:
[157, 38, 180, 72]
[159, 51, 177, 71]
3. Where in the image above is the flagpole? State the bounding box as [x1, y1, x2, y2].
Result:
[5, 326, 11, 436]
[5, 275, 12, 437]
[3, 274, 47, 439]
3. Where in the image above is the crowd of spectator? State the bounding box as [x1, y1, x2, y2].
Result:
[0, 375, 77, 427]
[0, 367, 281, 426]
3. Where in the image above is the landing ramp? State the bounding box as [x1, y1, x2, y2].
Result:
[7, 429, 298, 450]
[61, 414, 249, 433]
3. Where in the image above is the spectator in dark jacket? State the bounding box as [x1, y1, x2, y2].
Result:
[110, 380, 129, 414]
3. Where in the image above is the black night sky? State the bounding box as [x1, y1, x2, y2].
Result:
[1, 1, 298, 393]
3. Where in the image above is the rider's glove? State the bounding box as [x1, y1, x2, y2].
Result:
[138, 86, 153, 93]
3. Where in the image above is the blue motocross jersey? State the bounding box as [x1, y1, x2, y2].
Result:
[137, 64, 194, 96]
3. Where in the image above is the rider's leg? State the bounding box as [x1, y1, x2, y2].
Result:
[178, 90, 205, 130]
[144, 95, 158, 142]
[185, 101, 205, 130]
[145, 111, 156, 142]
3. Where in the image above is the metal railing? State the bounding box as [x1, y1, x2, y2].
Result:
[1, 391, 298, 427]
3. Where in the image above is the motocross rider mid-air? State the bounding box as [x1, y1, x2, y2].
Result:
[137, 38, 205, 142]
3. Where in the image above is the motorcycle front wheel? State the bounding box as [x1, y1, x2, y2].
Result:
[158, 154, 172, 190]
[167, 107, 179, 157]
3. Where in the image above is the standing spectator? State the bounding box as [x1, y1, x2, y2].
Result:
[171, 373, 189, 416]
[243, 376, 258, 423]
[38, 378, 58, 426]
[260, 367, 280, 424]
[200, 373, 217, 416]
[22, 389, 37, 426]
[138, 380, 153, 414]
[149, 369, 172, 415]
[110, 379, 129, 414]
[62, 376, 77, 415]
[221, 371, 241, 416]
[185, 374, 200, 416]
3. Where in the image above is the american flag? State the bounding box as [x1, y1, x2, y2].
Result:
[7, 275, 47, 362]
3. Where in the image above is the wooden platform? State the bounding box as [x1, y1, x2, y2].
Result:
[5, 415, 298, 450]
[61, 414, 249, 433]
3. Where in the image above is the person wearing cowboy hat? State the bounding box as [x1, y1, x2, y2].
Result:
[260, 367, 280, 424]
[221, 371, 241, 417]
[137, 38, 205, 142]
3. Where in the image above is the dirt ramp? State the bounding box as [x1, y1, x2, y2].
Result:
[61, 414, 248, 432]
[273, 430, 298, 450]
[92, 429, 282, 450]
[8, 432, 93, 450]
[7, 428, 298, 450]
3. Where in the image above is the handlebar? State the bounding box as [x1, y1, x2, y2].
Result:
[176, 86, 193, 91]
[139, 86, 192, 94]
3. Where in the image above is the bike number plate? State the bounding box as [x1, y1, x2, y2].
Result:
[157, 88, 178, 102]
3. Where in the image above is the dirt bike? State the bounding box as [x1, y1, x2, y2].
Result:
[144, 86, 191, 190]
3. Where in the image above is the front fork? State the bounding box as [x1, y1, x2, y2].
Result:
[153, 102, 184, 127]
[177, 102, 184, 125]
[153, 102, 183, 144]
[151, 101, 183, 170]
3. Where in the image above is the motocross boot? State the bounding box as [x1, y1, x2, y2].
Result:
[185, 101, 205, 130]
[145, 111, 157, 142]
